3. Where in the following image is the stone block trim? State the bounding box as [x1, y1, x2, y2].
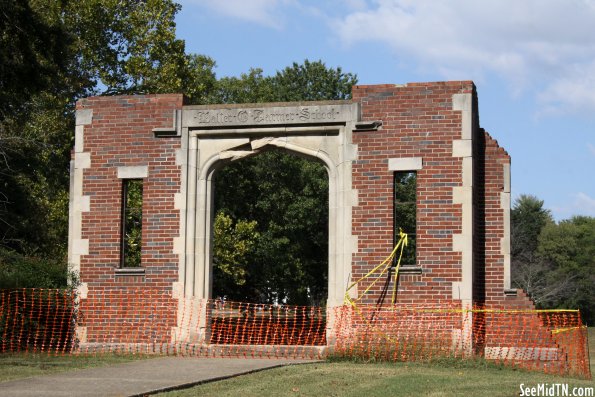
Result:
[451, 91, 474, 304]
[68, 109, 94, 291]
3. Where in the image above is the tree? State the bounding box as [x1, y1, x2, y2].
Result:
[0, 0, 75, 255]
[0, 0, 217, 287]
[212, 211, 259, 292]
[510, 195, 571, 306]
[208, 60, 357, 105]
[537, 216, 595, 323]
[511, 195, 553, 261]
[511, 195, 595, 323]
[272, 60, 356, 102]
[57, 0, 216, 100]
[0, 0, 71, 122]
[208, 69, 274, 105]
[213, 150, 330, 305]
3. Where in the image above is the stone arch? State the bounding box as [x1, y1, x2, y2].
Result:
[178, 102, 360, 309]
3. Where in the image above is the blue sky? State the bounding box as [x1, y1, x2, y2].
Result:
[175, 0, 595, 221]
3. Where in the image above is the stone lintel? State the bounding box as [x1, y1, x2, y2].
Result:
[388, 157, 423, 171]
[117, 165, 149, 179]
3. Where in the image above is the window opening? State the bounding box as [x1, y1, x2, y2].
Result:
[393, 171, 417, 266]
[121, 179, 143, 268]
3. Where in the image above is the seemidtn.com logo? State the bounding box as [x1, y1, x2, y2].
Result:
[520, 383, 594, 397]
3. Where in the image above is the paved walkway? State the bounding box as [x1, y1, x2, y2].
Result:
[0, 357, 318, 397]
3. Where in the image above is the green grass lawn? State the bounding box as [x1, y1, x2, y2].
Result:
[158, 361, 593, 397]
[159, 328, 594, 397]
[0, 353, 147, 382]
[1, 328, 592, 396]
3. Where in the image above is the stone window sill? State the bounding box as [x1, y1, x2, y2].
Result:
[398, 266, 423, 274]
[115, 268, 145, 276]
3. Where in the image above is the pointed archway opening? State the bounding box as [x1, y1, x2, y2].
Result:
[180, 102, 359, 347]
[211, 148, 329, 307]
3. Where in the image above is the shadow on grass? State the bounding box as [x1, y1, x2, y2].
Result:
[0, 352, 151, 382]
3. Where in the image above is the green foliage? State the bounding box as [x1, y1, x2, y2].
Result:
[1, 1, 76, 262]
[122, 180, 143, 268]
[0, 0, 71, 120]
[393, 172, 417, 266]
[1, 93, 73, 258]
[511, 195, 595, 324]
[209, 60, 357, 104]
[271, 60, 357, 102]
[58, 0, 217, 100]
[537, 216, 595, 323]
[208, 69, 275, 104]
[0, 247, 71, 289]
[214, 151, 329, 305]
[510, 195, 558, 307]
[213, 211, 259, 288]
[511, 195, 553, 260]
[1, 0, 217, 286]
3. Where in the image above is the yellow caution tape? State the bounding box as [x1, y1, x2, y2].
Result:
[551, 326, 587, 335]
[343, 228, 580, 321]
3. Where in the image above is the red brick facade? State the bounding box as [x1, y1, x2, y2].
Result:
[70, 82, 535, 346]
[73, 95, 183, 342]
[352, 82, 470, 305]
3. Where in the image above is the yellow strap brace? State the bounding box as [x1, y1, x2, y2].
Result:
[344, 229, 408, 306]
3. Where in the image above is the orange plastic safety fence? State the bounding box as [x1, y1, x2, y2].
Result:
[1, 289, 326, 359]
[209, 301, 326, 346]
[0, 289, 76, 353]
[0, 289, 591, 379]
[330, 304, 591, 379]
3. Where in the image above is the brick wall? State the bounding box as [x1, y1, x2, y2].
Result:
[72, 83, 541, 346]
[480, 131, 534, 309]
[75, 95, 183, 342]
[351, 82, 474, 305]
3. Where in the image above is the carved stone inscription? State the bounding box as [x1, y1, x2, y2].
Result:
[183, 103, 355, 128]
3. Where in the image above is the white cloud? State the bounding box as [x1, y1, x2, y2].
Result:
[181, 0, 294, 29]
[588, 143, 595, 156]
[552, 192, 595, 220]
[537, 61, 595, 117]
[330, 0, 595, 116]
[572, 192, 595, 216]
